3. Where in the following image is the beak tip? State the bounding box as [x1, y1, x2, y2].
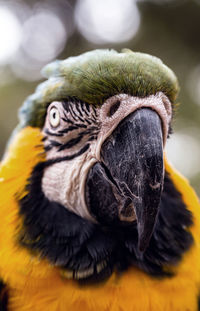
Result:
[137, 219, 157, 253]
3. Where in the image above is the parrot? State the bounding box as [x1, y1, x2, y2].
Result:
[0, 48, 200, 311]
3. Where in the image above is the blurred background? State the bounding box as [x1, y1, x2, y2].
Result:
[0, 0, 200, 195]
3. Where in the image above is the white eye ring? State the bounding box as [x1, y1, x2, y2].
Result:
[49, 107, 60, 128]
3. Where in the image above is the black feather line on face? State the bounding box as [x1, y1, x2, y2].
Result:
[18, 161, 193, 284]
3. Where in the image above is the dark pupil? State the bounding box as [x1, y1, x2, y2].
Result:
[53, 112, 56, 119]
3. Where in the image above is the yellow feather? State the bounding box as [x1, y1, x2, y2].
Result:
[0, 127, 200, 311]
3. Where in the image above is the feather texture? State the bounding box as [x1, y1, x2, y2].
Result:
[17, 49, 179, 129]
[0, 128, 200, 311]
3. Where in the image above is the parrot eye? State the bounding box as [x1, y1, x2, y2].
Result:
[49, 107, 60, 128]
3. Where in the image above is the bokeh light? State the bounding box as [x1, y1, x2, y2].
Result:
[0, 1, 72, 81]
[0, 0, 199, 194]
[0, 6, 22, 64]
[75, 0, 140, 44]
[166, 130, 200, 178]
[21, 9, 67, 63]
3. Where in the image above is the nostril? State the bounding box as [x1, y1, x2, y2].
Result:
[107, 100, 121, 117]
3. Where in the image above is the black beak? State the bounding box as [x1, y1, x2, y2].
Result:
[85, 108, 164, 252]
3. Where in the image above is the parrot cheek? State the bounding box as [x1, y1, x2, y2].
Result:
[41, 92, 170, 252]
[41, 152, 97, 222]
[85, 108, 164, 252]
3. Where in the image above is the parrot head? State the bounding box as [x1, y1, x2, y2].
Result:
[6, 49, 192, 283]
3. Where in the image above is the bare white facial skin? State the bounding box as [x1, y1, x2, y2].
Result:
[94, 92, 171, 160]
[41, 92, 172, 221]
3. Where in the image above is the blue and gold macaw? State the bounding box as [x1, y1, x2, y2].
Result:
[0, 49, 200, 311]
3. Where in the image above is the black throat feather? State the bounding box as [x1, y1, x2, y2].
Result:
[0, 279, 8, 311]
[18, 161, 193, 284]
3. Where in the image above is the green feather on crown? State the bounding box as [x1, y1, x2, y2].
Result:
[18, 49, 179, 129]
